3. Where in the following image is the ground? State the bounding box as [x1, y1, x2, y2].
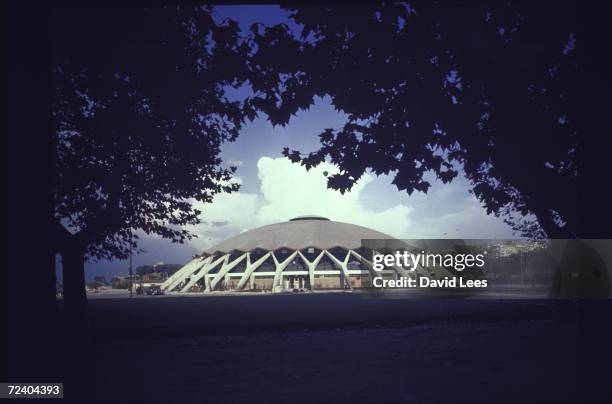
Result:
[63, 292, 601, 403]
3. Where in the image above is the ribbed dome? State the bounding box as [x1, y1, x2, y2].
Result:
[204, 217, 393, 254]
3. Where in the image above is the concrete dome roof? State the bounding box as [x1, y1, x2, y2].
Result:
[204, 216, 394, 254]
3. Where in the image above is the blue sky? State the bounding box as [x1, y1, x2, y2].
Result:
[71, 5, 516, 282]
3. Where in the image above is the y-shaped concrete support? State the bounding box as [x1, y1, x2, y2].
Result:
[161, 257, 199, 290]
[324, 250, 353, 290]
[235, 252, 272, 291]
[349, 249, 380, 278]
[163, 256, 211, 292]
[297, 250, 325, 290]
[272, 251, 298, 292]
[209, 253, 248, 291]
[180, 254, 227, 292]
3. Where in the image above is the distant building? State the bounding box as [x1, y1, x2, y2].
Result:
[141, 271, 166, 281]
[93, 276, 109, 285]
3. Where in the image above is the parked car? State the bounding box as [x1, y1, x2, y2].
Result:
[146, 285, 164, 296]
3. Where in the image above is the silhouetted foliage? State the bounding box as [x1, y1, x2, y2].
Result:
[250, 2, 577, 238]
[52, 6, 254, 261]
[51, 3, 578, 310]
[51, 6, 259, 311]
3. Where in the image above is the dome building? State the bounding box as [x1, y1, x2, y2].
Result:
[161, 215, 447, 293]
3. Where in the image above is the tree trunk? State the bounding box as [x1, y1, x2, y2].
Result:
[55, 222, 88, 316]
[57, 231, 91, 401]
[61, 237, 87, 316]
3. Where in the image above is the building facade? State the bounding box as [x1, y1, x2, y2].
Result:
[161, 215, 444, 293]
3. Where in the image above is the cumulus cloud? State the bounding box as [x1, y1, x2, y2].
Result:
[84, 156, 515, 280]
[255, 157, 412, 236]
[186, 156, 412, 249]
[185, 156, 514, 252]
[381, 170, 516, 239]
[187, 190, 261, 250]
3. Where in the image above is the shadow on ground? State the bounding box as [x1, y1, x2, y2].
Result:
[57, 293, 609, 403]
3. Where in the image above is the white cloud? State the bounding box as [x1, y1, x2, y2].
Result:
[85, 155, 516, 280]
[255, 157, 413, 237]
[187, 189, 261, 250]
[184, 156, 515, 252]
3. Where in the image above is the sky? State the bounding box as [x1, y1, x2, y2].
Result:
[73, 5, 516, 282]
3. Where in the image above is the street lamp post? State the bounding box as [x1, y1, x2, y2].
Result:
[129, 228, 133, 298]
